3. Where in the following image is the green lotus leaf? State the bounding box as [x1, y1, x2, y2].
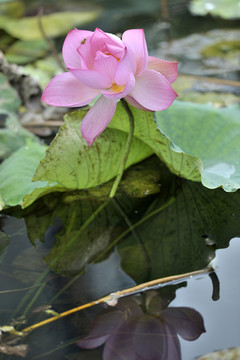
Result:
[155, 101, 240, 191]
[190, 0, 240, 19]
[0, 11, 99, 40]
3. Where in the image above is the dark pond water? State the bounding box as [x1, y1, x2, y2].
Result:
[1, 0, 240, 359]
[1, 169, 240, 359]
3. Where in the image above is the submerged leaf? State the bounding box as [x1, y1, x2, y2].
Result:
[0, 230, 9, 261]
[118, 180, 240, 282]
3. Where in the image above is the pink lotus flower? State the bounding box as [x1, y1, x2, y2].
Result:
[41, 28, 178, 146]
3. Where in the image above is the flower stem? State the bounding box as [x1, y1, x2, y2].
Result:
[109, 99, 134, 198]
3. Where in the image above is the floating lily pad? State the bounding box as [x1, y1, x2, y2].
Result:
[190, 0, 240, 19]
[0, 73, 38, 159]
[197, 347, 240, 359]
[0, 0, 25, 18]
[155, 29, 240, 76]
[31, 113, 153, 196]
[0, 11, 99, 40]
[109, 102, 202, 182]
[5, 39, 49, 64]
[0, 142, 51, 208]
[155, 101, 240, 191]
[0, 113, 153, 209]
[22, 56, 62, 89]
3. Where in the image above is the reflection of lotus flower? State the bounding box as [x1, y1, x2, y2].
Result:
[41, 28, 178, 146]
[77, 294, 205, 360]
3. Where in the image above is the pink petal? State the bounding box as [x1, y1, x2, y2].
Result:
[41, 72, 99, 107]
[87, 28, 123, 62]
[114, 47, 137, 86]
[71, 69, 112, 89]
[122, 29, 148, 76]
[62, 29, 92, 69]
[91, 28, 123, 50]
[94, 51, 118, 81]
[81, 96, 117, 146]
[125, 95, 149, 111]
[77, 37, 95, 70]
[102, 73, 135, 100]
[147, 56, 178, 84]
[130, 69, 178, 111]
[106, 43, 125, 59]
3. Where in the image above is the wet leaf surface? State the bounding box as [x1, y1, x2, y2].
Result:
[156, 101, 240, 191]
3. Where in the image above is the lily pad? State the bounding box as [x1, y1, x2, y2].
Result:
[155, 101, 240, 191]
[32, 113, 153, 192]
[22, 56, 62, 89]
[0, 73, 38, 159]
[197, 347, 240, 359]
[0, 11, 98, 40]
[190, 0, 240, 19]
[0, 142, 51, 208]
[5, 39, 49, 64]
[154, 29, 240, 76]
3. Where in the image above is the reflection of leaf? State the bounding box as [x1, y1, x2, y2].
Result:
[156, 101, 240, 191]
[0, 230, 9, 261]
[0, 11, 98, 40]
[12, 247, 49, 284]
[190, 0, 240, 19]
[24, 196, 120, 275]
[23, 158, 161, 275]
[118, 180, 240, 282]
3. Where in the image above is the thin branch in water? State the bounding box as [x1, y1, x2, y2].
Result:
[20, 267, 212, 334]
[0, 285, 41, 295]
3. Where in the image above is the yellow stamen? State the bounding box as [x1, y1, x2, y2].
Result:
[111, 83, 124, 93]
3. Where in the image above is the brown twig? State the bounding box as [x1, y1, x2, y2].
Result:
[20, 267, 212, 334]
[37, 7, 65, 71]
[180, 73, 240, 88]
